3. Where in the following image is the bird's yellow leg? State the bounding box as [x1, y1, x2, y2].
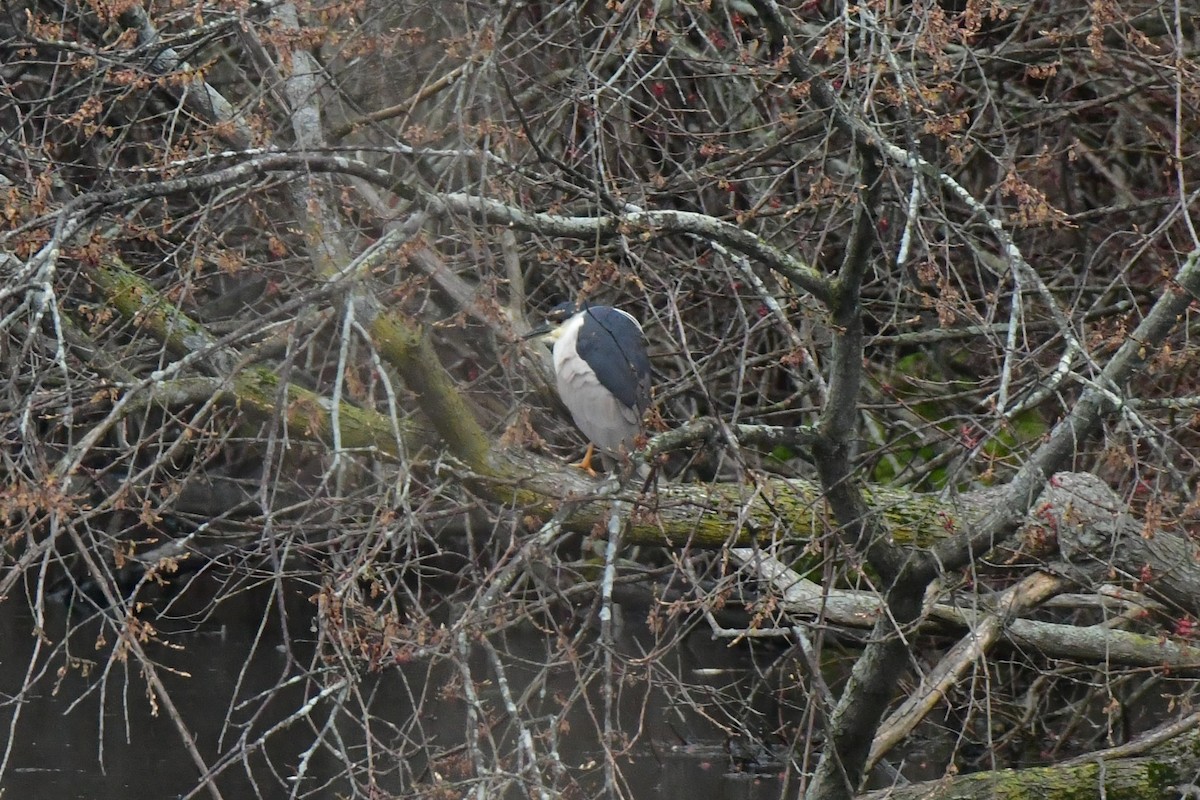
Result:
[572, 443, 599, 477]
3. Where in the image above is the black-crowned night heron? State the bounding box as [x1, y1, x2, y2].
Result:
[526, 302, 652, 473]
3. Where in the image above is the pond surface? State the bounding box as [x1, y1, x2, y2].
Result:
[0, 587, 788, 799]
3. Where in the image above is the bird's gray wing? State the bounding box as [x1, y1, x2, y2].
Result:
[575, 308, 651, 411]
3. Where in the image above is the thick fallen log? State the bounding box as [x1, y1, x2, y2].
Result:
[862, 719, 1200, 800]
[1041, 472, 1200, 613]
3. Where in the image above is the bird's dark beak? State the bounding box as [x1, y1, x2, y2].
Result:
[525, 320, 571, 342]
[522, 323, 554, 341]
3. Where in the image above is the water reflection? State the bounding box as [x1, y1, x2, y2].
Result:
[1, 587, 789, 799]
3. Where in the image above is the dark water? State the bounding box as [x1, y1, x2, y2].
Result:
[0, 589, 787, 799]
[1, 592, 314, 799]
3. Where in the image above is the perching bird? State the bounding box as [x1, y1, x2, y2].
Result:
[525, 302, 652, 473]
